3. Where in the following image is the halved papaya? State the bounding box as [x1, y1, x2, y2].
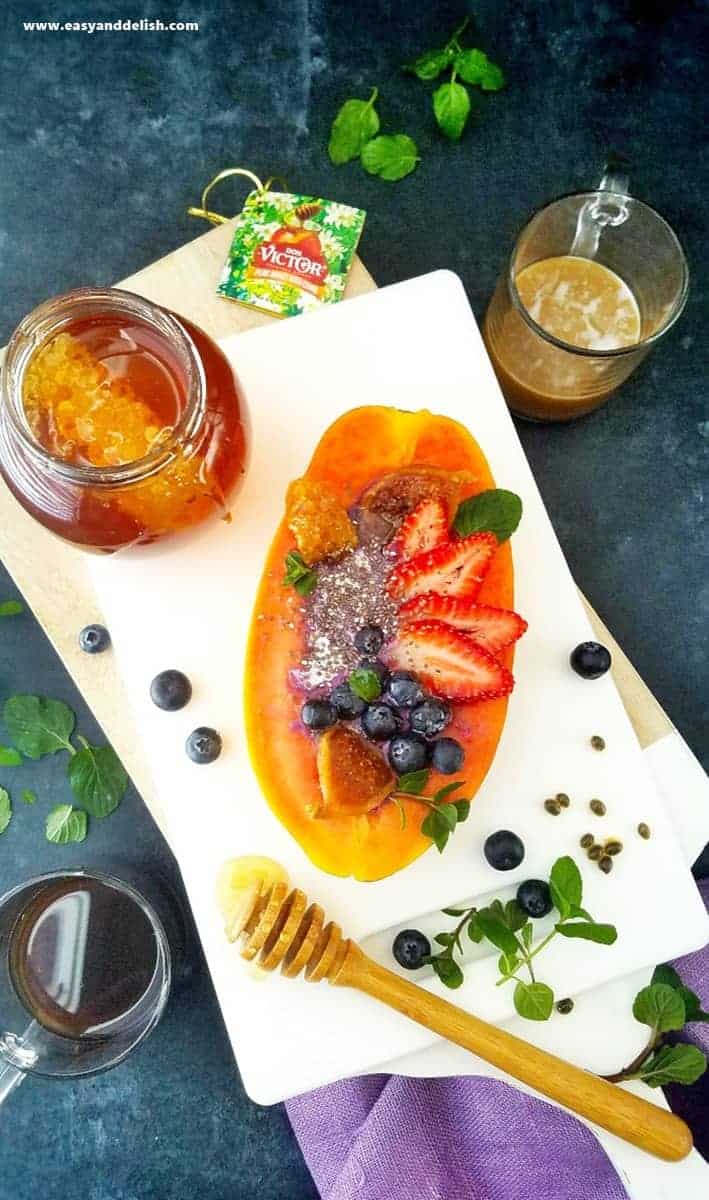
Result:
[244, 407, 514, 881]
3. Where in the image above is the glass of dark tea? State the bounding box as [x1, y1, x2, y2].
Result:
[0, 870, 171, 1105]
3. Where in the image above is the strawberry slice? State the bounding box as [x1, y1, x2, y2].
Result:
[398, 594, 527, 654]
[381, 620, 514, 702]
[386, 532, 497, 602]
[390, 497, 449, 562]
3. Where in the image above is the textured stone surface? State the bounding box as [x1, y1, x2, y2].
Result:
[0, 1, 707, 1196]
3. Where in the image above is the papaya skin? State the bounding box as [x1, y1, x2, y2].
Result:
[244, 407, 514, 882]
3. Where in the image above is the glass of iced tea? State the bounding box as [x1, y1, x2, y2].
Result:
[483, 165, 689, 421]
[0, 870, 171, 1106]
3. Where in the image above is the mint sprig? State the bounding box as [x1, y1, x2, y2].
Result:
[454, 489, 523, 543]
[388, 770, 470, 853]
[405, 17, 505, 141]
[603, 965, 708, 1088]
[283, 551, 318, 598]
[348, 668, 382, 703]
[426, 856, 616, 1021]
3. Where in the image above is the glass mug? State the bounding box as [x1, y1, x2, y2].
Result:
[0, 869, 171, 1106]
[483, 165, 689, 421]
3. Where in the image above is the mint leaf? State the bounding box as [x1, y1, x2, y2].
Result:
[0, 746, 22, 766]
[636, 1044, 707, 1088]
[434, 932, 455, 947]
[46, 803, 87, 845]
[651, 964, 709, 1024]
[454, 48, 505, 91]
[521, 922, 533, 950]
[0, 600, 23, 617]
[405, 47, 454, 80]
[549, 856, 583, 919]
[430, 955, 464, 989]
[633, 983, 686, 1032]
[361, 134, 419, 181]
[283, 551, 317, 598]
[454, 798, 471, 823]
[499, 951, 520, 976]
[421, 809, 450, 853]
[454, 489, 523, 542]
[21, 789, 37, 805]
[68, 743, 128, 818]
[467, 915, 484, 942]
[0, 788, 11, 835]
[475, 909, 520, 957]
[3, 695, 75, 759]
[433, 80, 471, 140]
[514, 980, 554, 1021]
[432, 780, 465, 803]
[328, 89, 380, 164]
[442, 905, 466, 917]
[348, 668, 382, 702]
[437, 802, 459, 832]
[504, 899, 529, 933]
[556, 921, 617, 945]
[397, 769, 430, 795]
[569, 904, 594, 922]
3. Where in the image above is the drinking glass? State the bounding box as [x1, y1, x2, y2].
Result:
[0, 869, 171, 1107]
[483, 164, 689, 421]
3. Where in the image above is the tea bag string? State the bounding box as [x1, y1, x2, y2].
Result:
[187, 168, 289, 226]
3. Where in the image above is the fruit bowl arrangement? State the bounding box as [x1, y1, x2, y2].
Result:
[245, 405, 527, 881]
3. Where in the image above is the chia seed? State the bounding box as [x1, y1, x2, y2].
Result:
[293, 545, 397, 691]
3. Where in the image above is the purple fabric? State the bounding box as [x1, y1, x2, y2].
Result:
[287, 879, 709, 1200]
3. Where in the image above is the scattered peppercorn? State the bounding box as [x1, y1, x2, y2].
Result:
[589, 799, 606, 816]
[590, 735, 606, 751]
[637, 822, 651, 840]
[598, 855, 613, 874]
[556, 998, 574, 1014]
[556, 792, 570, 808]
[580, 833, 594, 849]
[588, 844, 603, 861]
[544, 798, 562, 815]
[604, 840, 623, 856]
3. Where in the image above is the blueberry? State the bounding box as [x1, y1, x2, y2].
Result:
[386, 671, 425, 709]
[388, 733, 429, 775]
[150, 669, 192, 712]
[516, 878, 553, 918]
[361, 703, 398, 741]
[410, 698, 452, 738]
[79, 624, 111, 654]
[330, 682, 367, 720]
[431, 737, 465, 775]
[484, 829, 525, 871]
[301, 699, 338, 730]
[186, 727, 222, 764]
[393, 928, 431, 970]
[359, 659, 390, 688]
[354, 624, 384, 656]
[570, 641, 612, 680]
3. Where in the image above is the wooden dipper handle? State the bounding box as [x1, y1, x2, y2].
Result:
[230, 880, 692, 1162]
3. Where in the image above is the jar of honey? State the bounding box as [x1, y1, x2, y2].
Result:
[0, 288, 249, 551]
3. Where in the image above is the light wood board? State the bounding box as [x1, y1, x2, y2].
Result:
[0, 220, 674, 837]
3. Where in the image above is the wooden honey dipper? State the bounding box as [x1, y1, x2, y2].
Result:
[225, 876, 693, 1162]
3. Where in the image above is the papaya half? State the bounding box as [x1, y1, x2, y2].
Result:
[244, 406, 515, 881]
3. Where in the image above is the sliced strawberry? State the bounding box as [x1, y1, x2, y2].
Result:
[386, 532, 497, 603]
[390, 497, 449, 562]
[398, 594, 527, 654]
[381, 620, 514, 702]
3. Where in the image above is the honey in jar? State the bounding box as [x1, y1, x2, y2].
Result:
[0, 288, 249, 551]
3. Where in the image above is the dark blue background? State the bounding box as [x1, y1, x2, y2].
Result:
[0, 2, 707, 1197]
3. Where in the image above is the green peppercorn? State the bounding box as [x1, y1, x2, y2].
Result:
[588, 844, 603, 861]
[589, 799, 606, 816]
[544, 798, 562, 815]
[598, 855, 613, 874]
[580, 833, 594, 849]
[556, 998, 574, 1014]
[637, 822, 651, 840]
[556, 792, 570, 808]
[604, 840, 623, 856]
[590, 735, 606, 751]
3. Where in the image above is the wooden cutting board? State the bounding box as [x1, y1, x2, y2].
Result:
[0, 220, 673, 836]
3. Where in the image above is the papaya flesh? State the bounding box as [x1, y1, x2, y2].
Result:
[244, 406, 514, 881]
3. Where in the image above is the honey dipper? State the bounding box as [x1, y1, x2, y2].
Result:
[225, 877, 693, 1162]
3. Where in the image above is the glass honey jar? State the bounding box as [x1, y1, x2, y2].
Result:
[0, 288, 249, 551]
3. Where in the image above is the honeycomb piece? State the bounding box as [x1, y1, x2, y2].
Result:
[286, 477, 357, 564]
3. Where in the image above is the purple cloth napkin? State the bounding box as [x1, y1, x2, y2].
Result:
[287, 879, 709, 1200]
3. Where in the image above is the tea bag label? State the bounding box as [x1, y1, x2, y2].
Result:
[218, 192, 366, 317]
